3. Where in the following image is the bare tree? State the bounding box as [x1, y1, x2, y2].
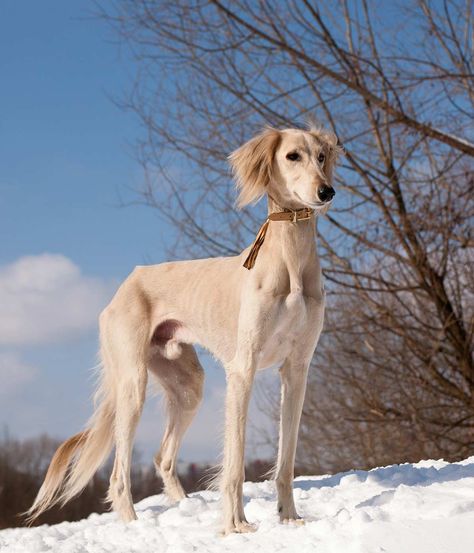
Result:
[100, 0, 474, 469]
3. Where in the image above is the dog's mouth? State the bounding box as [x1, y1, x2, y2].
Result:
[295, 192, 331, 209]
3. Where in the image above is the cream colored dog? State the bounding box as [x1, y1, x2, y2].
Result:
[27, 125, 340, 534]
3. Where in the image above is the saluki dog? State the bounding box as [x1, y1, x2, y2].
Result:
[27, 125, 341, 534]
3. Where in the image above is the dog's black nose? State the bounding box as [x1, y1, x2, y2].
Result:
[318, 185, 335, 203]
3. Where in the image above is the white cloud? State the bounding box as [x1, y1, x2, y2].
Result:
[0, 254, 116, 346]
[0, 352, 38, 395]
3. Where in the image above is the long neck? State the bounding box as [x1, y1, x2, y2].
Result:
[264, 196, 318, 291]
[267, 194, 283, 216]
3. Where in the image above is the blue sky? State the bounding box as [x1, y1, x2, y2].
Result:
[0, 1, 168, 276]
[0, 1, 273, 463]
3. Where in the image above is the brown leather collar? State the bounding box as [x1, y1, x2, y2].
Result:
[243, 206, 314, 270]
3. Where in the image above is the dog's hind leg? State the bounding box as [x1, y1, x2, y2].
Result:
[101, 301, 149, 522]
[150, 344, 204, 502]
[109, 373, 147, 522]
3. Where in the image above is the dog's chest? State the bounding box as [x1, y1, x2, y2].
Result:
[258, 290, 319, 368]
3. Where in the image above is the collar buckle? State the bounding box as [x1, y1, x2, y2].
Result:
[297, 208, 313, 221]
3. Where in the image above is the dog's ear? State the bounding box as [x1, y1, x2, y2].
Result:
[229, 127, 281, 209]
[325, 131, 345, 160]
[318, 129, 344, 184]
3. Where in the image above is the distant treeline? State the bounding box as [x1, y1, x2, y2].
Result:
[0, 433, 273, 529]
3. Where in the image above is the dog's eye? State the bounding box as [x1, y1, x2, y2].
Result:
[286, 151, 301, 161]
[318, 152, 326, 164]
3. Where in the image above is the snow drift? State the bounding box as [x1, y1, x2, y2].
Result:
[1, 456, 473, 553]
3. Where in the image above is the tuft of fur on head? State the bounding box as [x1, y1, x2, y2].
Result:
[306, 120, 344, 174]
[308, 120, 343, 164]
[229, 127, 282, 208]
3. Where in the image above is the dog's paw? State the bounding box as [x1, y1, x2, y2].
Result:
[235, 521, 257, 533]
[281, 517, 305, 526]
[278, 503, 304, 525]
[222, 520, 257, 535]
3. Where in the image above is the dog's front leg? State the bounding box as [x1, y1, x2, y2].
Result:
[275, 357, 311, 523]
[221, 354, 257, 535]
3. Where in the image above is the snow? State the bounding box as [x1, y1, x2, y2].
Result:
[2, 457, 474, 553]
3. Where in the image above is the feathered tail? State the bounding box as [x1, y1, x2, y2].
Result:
[25, 373, 115, 523]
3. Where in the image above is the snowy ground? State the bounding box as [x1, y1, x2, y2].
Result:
[2, 457, 474, 553]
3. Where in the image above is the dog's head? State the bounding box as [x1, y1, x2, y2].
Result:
[229, 125, 342, 211]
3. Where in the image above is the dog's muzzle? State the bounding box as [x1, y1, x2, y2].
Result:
[318, 185, 335, 203]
